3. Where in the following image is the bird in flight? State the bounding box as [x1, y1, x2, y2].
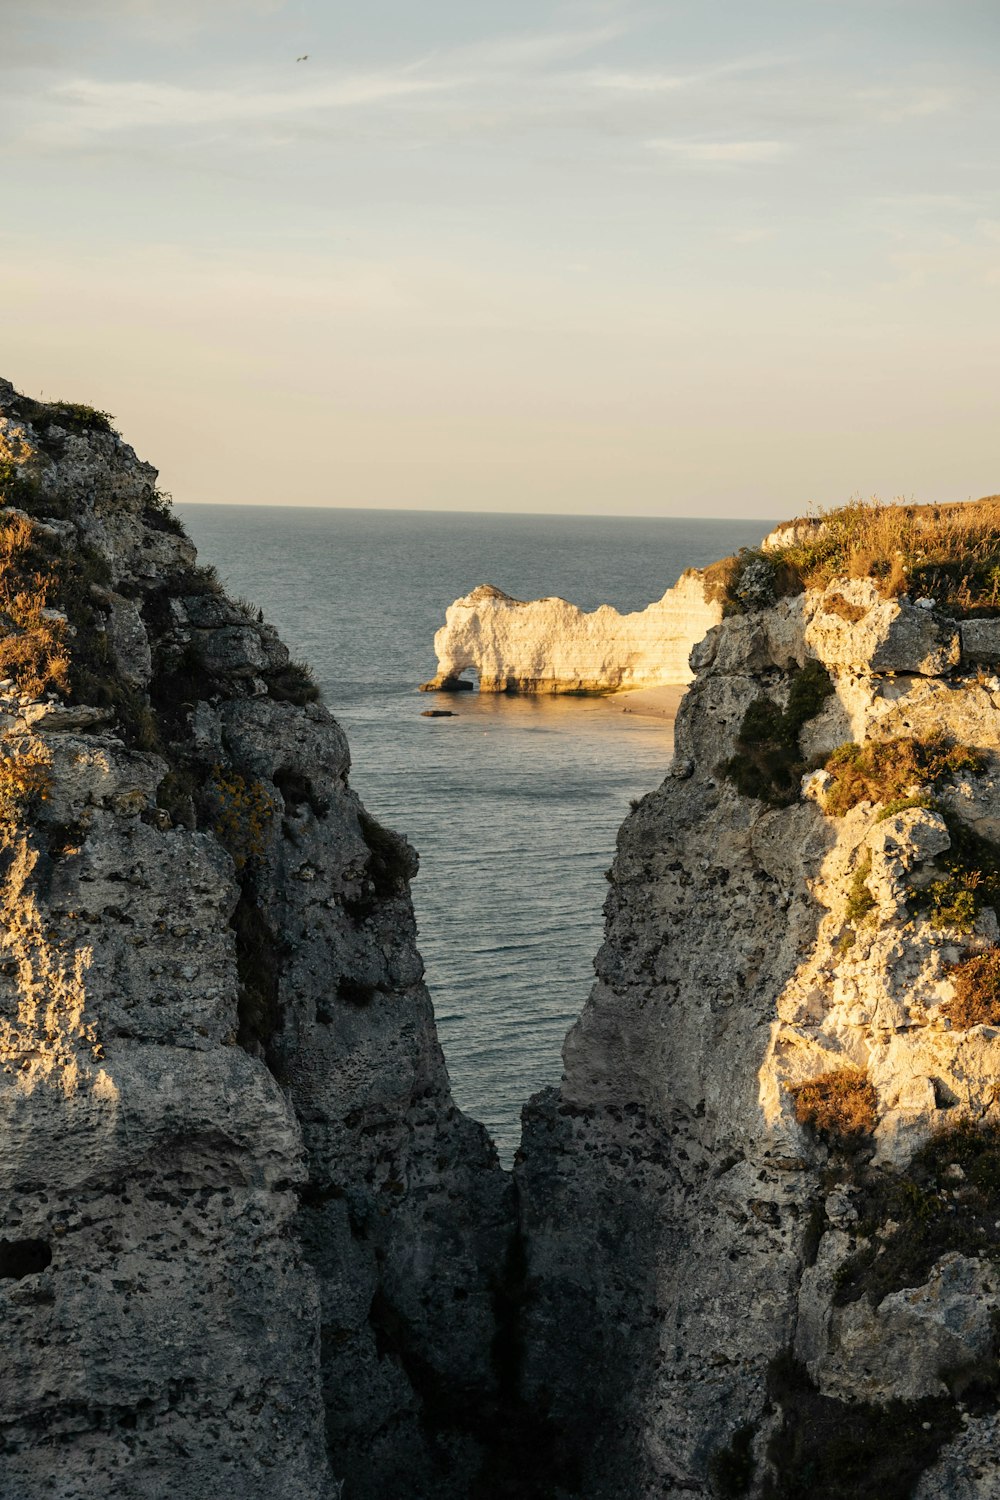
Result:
[296, 54, 309, 61]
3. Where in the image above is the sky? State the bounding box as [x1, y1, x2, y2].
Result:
[1, 0, 998, 517]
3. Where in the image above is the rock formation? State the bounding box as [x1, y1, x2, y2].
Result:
[515, 560, 1000, 1497]
[3, 379, 1000, 1500]
[0, 381, 511, 1500]
[419, 573, 720, 693]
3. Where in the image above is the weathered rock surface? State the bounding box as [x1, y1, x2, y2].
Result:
[514, 566, 1000, 1496]
[5, 377, 1000, 1500]
[420, 573, 721, 693]
[0, 381, 512, 1500]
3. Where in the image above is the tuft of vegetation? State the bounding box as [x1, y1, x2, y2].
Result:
[704, 549, 801, 616]
[844, 854, 876, 927]
[143, 487, 186, 537]
[908, 810, 1000, 934]
[0, 458, 42, 513]
[790, 1068, 877, 1149]
[203, 767, 273, 871]
[763, 1352, 962, 1500]
[876, 793, 936, 822]
[942, 947, 1000, 1029]
[822, 735, 984, 817]
[834, 1121, 1000, 1309]
[0, 512, 70, 697]
[183, 564, 225, 597]
[358, 810, 418, 897]
[232, 890, 285, 1058]
[46, 402, 114, 434]
[708, 496, 1000, 617]
[266, 659, 320, 705]
[721, 660, 834, 806]
[156, 768, 197, 828]
[0, 742, 51, 826]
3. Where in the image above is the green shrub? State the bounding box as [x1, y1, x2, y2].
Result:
[844, 855, 876, 926]
[47, 402, 114, 434]
[266, 659, 319, 705]
[876, 793, 935, 822]
[763, 1352, 961, 1500]
[908, 811, 1000, 933]
[834, 1121, 1000, 1308]
[143, 487, 186, 537]
[722, 660, 834, 806]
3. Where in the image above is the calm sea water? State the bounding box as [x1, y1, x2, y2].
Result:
[177, 506, 770, 1158]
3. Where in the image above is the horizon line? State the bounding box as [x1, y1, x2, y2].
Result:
[173, 499, 782, 523]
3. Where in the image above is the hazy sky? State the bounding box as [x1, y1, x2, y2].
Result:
[2, 0, 998, 516]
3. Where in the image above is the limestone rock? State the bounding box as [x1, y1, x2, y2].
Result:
[0, 381, 510, 1500]
[420, 571, 721, 693]
[804, 579, 961, 676]
[515, 553, 1000, 1496]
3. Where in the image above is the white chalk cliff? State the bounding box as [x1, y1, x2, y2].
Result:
[420, 572, 721, 693]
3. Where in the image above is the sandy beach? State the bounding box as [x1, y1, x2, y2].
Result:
[605, 682, 688, 721]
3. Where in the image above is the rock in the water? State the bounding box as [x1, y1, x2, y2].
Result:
[420, 573, 722, 693]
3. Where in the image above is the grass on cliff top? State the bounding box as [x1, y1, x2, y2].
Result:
[705, 495, 1000, 617]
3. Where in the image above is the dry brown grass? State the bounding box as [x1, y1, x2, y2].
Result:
[823, 735, 984, 817]
[779, 496, 1000, 603]
[0, 742, 51, 825]
[712, 496, 1000, 616]
[0, 513, 69, 698]
[943, 948, 1000, 1029]
[791, 1068, 878, 1145]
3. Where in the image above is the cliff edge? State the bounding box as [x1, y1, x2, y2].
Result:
[515, 503, 1000, 1498]
[5, 380, 1000, 1500]
[0, 381, 512, 1500]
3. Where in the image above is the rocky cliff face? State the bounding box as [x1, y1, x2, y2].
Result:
[420, 574, 720, 693]
[515, 571, 1000, 1498]
[0, 381, 511, 1500]
[4, 377, 1000, 1500]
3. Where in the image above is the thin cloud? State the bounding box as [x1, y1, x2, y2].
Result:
[585, 52, 792, 93]
[646, 138, 791, 164]
[45, 69, 448, 137]
[435, 23, 625, 71]
[858, 85, 958, 125]
[21, 21, 627, 144]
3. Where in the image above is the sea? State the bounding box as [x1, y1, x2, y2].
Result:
[177, 506, 771, 1160]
